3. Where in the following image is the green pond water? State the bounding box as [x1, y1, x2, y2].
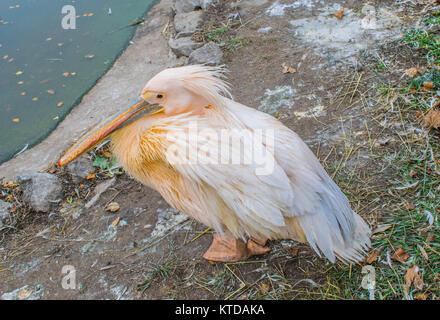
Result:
[0, 0, 156, 164]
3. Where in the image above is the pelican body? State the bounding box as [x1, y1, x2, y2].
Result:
[59, 65, 370, 263]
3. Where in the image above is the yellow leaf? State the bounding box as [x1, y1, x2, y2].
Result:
[106, 202, 120, 212]
[15, 71, 23, 75]
[86, 173, 95, 180]
[334, 8, 344, 19]
[12, 118, 20, 123]
[32, 97, 38, 101]
[112, 217, 120, 226]
[47, 89, 55, 95]
[57, 101, 64, 107]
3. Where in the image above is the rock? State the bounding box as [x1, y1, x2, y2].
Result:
[169, 37, 203, 57]
[188, 42, 223, 65]
[174, 11, 203, 35]
[0, 199, 12, 221]
[66, 155, 94, 184]
[172, 0, 202, 13]
[17, 172, 63, 212]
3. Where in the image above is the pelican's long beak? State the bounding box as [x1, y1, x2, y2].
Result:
[58, 96, 162, 167]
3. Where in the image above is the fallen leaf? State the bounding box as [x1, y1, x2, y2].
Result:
[366, 249, 381, 264]
[281, 62, 296, 74]
[112, 217, 120, 226]
[62, 72, 69, 77]
[86, 173, 95, 180]
[32, 97, 38, 101]
[84, 54, 95, 59]
[334, 8, 344, 19]
[392, 248, 410, 263]
[88, 13, 94, 17]
[57, 101, 64, 107]
[414, 293, 428, 300]
[57, 42, 63, 47]
[8, 58, 14, 62]
[12, 118, 20, 123]
[427, 234, 435, 242]
[409, 170, 417, 177]
[20, 91, 26, 96]
[291, 246, 300, 256]
[403, 202, 415, 210]
[46, 37, 52, 41]
[373, 224, 392, 234]
[17, 81, 23, 85]
[259, 282, 271, 295]
[404, 67, 420, 78]
[404, 265, 424, 296]
[71, 72, 76, 76]
[15, 70, 23, 75]
[46, 89, 55, 95]
[18, 288, 32, 300]
[3, 55, 8, 59]
[421, 81, 434, 90]
[422, 109, 440, 129]
[417, 244, 429, 261]
[106, 202, 120, 212]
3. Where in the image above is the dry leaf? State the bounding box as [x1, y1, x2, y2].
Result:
[409, 170, 417, 177]
[112, 217, 120, 226]
[84, 54, 95, 59]
[421, 81, 434, 90]
[47, 89, 55, 95]
[427, 234, 435, 242]
[57, 101, 64, 107]
[404, 67, 420, 78]
[366, 249, 381, 264]
[259, 282, 271, 295]
[18, 288, 32, 300]
[403, 202, 415, 210]
[373, 224, 392, 234]
[62, 72, 69, 77]
[417, 244, 429, 261]
[86, 173, 95, 180]
[414, 293, 428, 300]
[12, 118, 20, 123]
[404, 265, 424, 296]
[334, 8, 344, 19]
[106, 202, 120, 212]
[291, 246, 300, 256]
[392, 248, 410, 263]
[281, 62, 296, 74]
[423, 109, 440, 129]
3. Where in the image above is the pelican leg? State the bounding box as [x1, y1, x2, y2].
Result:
[203, 233, 250, 262]
[247, 237, 271, 256]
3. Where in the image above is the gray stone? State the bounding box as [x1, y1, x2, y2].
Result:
[174, 11, 203, 35]
[66, 155, 94, 184]
[188, 42, 223, 65]
[172, 0, 201, 13]
[0, 199, 12, 221]
[17, 172, 63, 212]
[169, 37, 203, 57]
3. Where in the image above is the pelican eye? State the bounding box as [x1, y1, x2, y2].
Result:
[156, 94, 163, 99]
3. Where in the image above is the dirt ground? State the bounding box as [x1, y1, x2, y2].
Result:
[1, 0, 438, 300]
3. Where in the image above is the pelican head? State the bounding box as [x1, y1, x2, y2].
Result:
[58, 65, 230, 167]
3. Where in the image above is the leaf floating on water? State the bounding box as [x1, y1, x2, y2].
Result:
[53, 116, 59, 120]
[17, 81, 23, 85]
[334, 8, 344, 19]
[62, 72, 69, 77]
[46, 37, 52, 41]
[12, 118, 20, 123]
[57, 42, 63, 47]
[32, 97, 38, 101]
[84, 54, 95, 59]
[3, 55, 8, 60]
[47, 89, 55, 95]
[8, 58, 14, 62]
[71, 72, 76, 75]
[88, 13, 94, 17]
[57, 101, 64, 107]
[20, 91, 26, 96]
[15, 71, 23, 75]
